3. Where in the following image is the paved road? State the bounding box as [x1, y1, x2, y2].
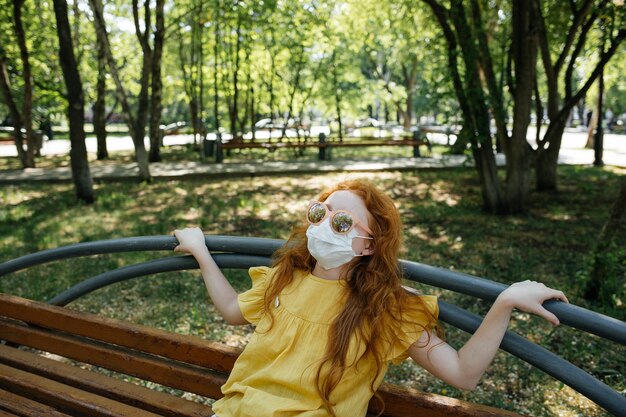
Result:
[0, 128, 623, 183]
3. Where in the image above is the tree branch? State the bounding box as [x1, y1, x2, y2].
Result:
[420, 0, 473, 124]
[568, 0, 577, 15]
[554, 0, 596, 75]
[366, 51, 403, 109]
[34, 79, 67, 101]
[534, 73, 544, 147]
[506, 41, 515, 95]
[549, 28, 626, 135]
[565, 8, 598, 101]
[534, 0, 557, 95]
[470, 0, 509, 142]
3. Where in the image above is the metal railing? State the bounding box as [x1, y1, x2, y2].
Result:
[1, 235, 624, 417]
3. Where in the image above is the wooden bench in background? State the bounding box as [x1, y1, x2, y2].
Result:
[0, 293, 523, 417]
[214, 132, 431, 163]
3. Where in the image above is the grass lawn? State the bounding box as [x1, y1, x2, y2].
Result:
[0, 152, 624, 416]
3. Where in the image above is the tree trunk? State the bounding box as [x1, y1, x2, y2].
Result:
[229, 15, 242, 139]
[149, 0, 165, 163]
[53, 0, 95, 204]
[535, 119, 566, 192]
[189, 97, 199, 143]
[503, 0, 538, 213]
[13, 0, 36, 168]
[585, 108, 598, 149]
[403, 59, 417, 130]
[449, 0, 504, 212]
[0, 47, 27, 166]
[472, 135, 503, 213]
[198, 0, 205, 152]
[71, 0, 82, 64]
[133, 0, 152, 168]
[593, 67, 604, 167]
[89, 0, 151, 181]
[268, 49, 275, 141]
[470, 0, 508, 159]
[281, 46, 305, 140]
[238, 48, 251, 136]
[214, 2, 221, 135]
[331, 51, 343, 141]
[94, 30, 108, 160]
[214, 0, 223, 162]
[584, 176, 626, 301]
[178, 20, 197, 145]
[404, 96, 413, 130]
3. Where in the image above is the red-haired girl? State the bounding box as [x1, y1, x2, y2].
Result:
[174, 179, 567, 417]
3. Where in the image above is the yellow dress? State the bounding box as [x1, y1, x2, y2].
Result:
[211, 266, 438, 417]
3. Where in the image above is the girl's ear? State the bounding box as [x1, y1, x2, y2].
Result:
[361, 241, 375, 256]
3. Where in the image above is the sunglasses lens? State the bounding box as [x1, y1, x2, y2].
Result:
[307, 203, 327, 224]
[331, 212, 353, 234]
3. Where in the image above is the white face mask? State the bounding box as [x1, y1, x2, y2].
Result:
[306, 218, 365, 270]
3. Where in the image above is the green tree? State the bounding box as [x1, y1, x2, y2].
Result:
[534, 0, 625, 190]
[0, 0, 39, 168]
[89, 0, 151, 181]
[52, 0, 95, 204]
[148, 0, 165, 162]
[421, 0, 625, 213]
[349, 0, 439, 129]
[420, 0, 517, 212]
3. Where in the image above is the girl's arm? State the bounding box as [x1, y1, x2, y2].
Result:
[408, 281, 568, 390]
[174, 227, 248, 325]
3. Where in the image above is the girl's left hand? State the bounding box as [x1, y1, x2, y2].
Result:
[498, 280, 569, 326]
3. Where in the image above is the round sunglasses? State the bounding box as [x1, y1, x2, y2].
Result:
[306, 201, 373, 237]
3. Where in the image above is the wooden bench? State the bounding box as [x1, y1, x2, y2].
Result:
[214, 133, 431, 162]
[0, 293, 524, 417]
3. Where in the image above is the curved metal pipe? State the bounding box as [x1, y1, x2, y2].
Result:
[438, 301, 626, 417]
[46, 255, 625, 416]
[47, 254, 271, 306]
[400, 260, 626, 346]
[2, 235, 624, 345]
[0, 236, 282, 276]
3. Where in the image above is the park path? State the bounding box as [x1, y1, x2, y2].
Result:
[0, 129, 623, 183]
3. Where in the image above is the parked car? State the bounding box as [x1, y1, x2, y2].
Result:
[608, 113, 625, 134]
[0, 126, 44, 146]
[254, 118, 285, 130]
[159, 121, 187, 135]
[354, 118, 382, 128]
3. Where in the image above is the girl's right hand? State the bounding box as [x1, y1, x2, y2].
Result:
[173, 227, 208, 255]
[497, 280, 568, 326]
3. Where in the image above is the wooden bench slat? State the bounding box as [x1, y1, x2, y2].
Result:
[0, 293, 237, 372]
[0, 345, 213, 417]
[0, 363, 162, 417]
[329, 140, 426, 147]
[0, 388, 72, 417]
[221, 139, 427, 149]
[0, 317, 227, 399]
[373, 382, 523, 417]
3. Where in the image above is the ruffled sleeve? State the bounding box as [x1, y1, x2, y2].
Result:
[238, 266, 274, 325]
[388, 295, 439, 364]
